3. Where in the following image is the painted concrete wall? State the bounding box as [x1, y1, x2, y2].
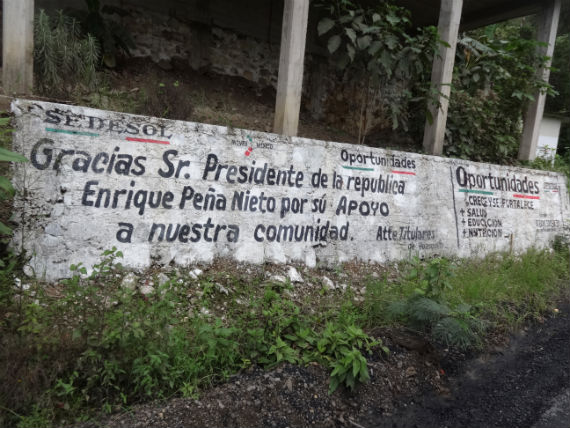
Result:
[11, 99, 570, 280]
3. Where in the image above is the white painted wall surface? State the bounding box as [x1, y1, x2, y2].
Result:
[10, 100, 570, 280]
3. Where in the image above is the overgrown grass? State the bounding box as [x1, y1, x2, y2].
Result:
[1, 245, 568, 427]
[364, 246, 569, 337]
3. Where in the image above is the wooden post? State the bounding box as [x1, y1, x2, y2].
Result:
[2, 0, 35, 95]
[422, 0, 463, 156]
[273, 0, 309, 137]
[518, 0, 561, 161]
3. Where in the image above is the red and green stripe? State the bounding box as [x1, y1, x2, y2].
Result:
[46, 127, 170, 145]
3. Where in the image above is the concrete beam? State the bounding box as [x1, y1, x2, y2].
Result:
[422, 0, 463, 156]
[460, 0, 542, 31]
[2, 0, 35, 95]
[518, 0, 561, 161]
[273, 0, 309, 136]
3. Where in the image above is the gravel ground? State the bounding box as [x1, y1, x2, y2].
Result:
[76, 300, 569, 428]
[361, 301, 570, 428]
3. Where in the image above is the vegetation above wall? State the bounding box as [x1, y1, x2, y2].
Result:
[445, 21, 557, 164]
[316, 0, 439, 142]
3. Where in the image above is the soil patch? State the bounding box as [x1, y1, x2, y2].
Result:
[361, 300, 570, 428]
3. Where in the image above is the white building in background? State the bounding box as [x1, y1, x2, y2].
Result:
[536, 115, 563, 163]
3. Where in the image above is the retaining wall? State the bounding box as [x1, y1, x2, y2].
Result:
[11, 99, 569, 280]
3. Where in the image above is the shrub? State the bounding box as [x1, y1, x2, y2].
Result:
[387, 257, 486, 350]
[316, 0, 439, 140]
[445, 26, 556, 163]
[34, 9, 100, 96]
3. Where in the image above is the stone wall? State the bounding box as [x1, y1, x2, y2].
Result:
[11, 100, 569, 280]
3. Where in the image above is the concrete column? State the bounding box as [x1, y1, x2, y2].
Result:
[2, 0, 35, 95]
[422, 0, 463, 156]
[518, 0, 561, 161]
[273, 0, 309, 136]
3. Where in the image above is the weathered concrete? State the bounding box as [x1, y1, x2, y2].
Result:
[11, 100, 570, 280]
[273, 0, 310, 136]
[518, 0, 561, 161]
[423, 0, 463, 156]
[2, 0, 35, 95]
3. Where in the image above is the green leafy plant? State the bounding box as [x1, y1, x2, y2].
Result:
[34, 9, 100, 95]
[3, 246, 567, 426]
[407, 257, 454, 299]
[316, 0, 439, 140]
[388, 258, 485, 350]
[316, 323, 383, 393]
[236, 282, 386, 393]
[445, 24, 557, 163]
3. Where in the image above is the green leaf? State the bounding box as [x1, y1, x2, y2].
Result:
[372, 13, 381, 23]
[345, 28, 356, 45]
[357, 35, 371, 50]
[359, 363, 370, 382]
[368, 40, 382, 56]
[385, 35, 398, 50]
[330, 363, 343, 378]
[328, 376, 340, 395]
[328, 35, 341, 54]
[0, 147, 27, 162]
[0, 176, 15, 197]
[0, 221, 12, 235]
[346, 372, 355, 390]
[386, 12, 401, 25]
[318, 18, 335, 36]
[352, 356, 360, 378]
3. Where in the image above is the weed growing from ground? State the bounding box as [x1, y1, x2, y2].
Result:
[1, 245, 568, 426]
[384, 257, 486, 350]
[1, 249, 386, 426]
[364, 247, 569, 347]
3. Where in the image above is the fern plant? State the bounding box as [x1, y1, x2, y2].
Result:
[389, 258, 486, 350]
[34, 9, 100, 95]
